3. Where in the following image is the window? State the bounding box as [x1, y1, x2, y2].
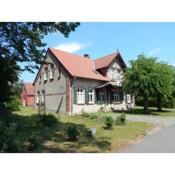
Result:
[44, 67, 48, 81]
[113, 91, 120, 102]
[77, 88, 85, 104]
[99, 91, 105, 103]
[126, 95, 131, 103]
[50, 64, 55, 79]
[36, 91, 40, 104]
[39, 75, 41, 84]
[41, 90, 45, 103]
[58, 68, 61, 79]
[88, 90, 94, 104]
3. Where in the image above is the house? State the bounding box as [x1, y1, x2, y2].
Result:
[21, 83, 35, 106]
[33, 48, 135, 115]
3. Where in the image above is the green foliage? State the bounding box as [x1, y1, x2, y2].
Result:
[123, 53, 175, 111]
[0, 22, 80, 114]
[104, 116, 114, 129]
[115, 113, 126, 125]
[67, 126, 79, 141]
[39, 114, 58, 127]
[0, 121, 23, 152]
[27, 132, 40, 152]
[89, 113, 98, 120]
[5, 95, 20, 111]
[81, 111, 90, 118]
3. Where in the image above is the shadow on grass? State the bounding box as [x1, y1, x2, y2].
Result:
[0, 113, 111, 153]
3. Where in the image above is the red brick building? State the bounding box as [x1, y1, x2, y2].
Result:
[21, 83, 35, 106]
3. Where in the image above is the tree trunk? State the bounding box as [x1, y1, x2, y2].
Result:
[157, 95, 162, 111]
[143, 96, 149, 113]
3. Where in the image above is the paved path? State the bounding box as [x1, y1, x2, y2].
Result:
[126, 115, 175, 127]
[120, 123, 175, 153]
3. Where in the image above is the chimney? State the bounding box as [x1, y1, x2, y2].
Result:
[84, 54, 90, 58]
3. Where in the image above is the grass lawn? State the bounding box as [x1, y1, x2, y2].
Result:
[7, 107, 154, 153]
[108, 106, 175, 117]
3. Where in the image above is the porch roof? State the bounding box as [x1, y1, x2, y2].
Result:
[96, 82, 121, 89]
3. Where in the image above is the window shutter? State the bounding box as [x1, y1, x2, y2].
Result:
[85, 89, 89, 104]
[73, 88, 77, 104]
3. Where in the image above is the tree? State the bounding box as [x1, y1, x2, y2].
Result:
[123, 53, 175, 112]
[155, 63, 174, 111]
[0, 22, 80, 114]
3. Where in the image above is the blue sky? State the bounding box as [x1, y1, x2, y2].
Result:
[20, 22, 175, 82]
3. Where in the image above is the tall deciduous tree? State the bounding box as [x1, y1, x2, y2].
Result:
[0, 22, 80, 114]
[154, 63, 174, 111]
[123, 53, 174, 112]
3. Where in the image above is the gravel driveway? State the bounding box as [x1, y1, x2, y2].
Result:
[126, 114, 175, 127]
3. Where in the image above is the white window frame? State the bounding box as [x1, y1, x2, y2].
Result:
[77, 88, 85, 104]
[126, 95, 131, 104]
[44, 68, 48, 81]
[113, 91, 120, 102]
[88, 89, 94, 104]
[50, 65, 54, 80]
[36, 92, 39, 104]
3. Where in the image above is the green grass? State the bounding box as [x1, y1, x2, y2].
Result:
[6, 107, 154, 153]
[108, 106, 175, 117]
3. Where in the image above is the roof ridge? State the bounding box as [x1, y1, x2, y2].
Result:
[49, 48, 94, 60]
[95, 51, 118, 61]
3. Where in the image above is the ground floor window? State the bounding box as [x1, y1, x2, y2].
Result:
[77, 88, 85, 104]
[99, 91, 105, 103]
[113, 91, 120, 102]
[41, 90, 45, 104]
[88, 90, 94, 104]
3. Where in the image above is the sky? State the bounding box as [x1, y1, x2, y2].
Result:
[20, 22, 175, 82]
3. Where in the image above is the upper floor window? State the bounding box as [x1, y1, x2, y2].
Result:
[39, 75, 41, 84]
[50, 64, 55, 80]
[109, 68, 120, 81]
[88, 90, 94, 104]
[36, 91, 40, 104]
[44, 67, 48, 81]
[77, 88, 85, 104]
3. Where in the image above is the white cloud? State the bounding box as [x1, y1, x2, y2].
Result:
[148, 48, 161, 56]
[55, 42, 89, 53]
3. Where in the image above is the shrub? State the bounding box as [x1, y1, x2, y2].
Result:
[81, 111, 90, 118]
[27, 133, 40, 151]
[1, 122, 22, 152]
[4, 96, 20, 111]
[89, 113, 98, 120]
[104, 116, 114, 129]
[39, 114, 58, 127]
[115, 113, 126, 125]
[67, 126, 79, 141]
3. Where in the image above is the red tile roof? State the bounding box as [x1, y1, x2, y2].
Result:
[24, 83, 34, 95]
[95, 52, 119, 69]
[49, 48, 109, 81]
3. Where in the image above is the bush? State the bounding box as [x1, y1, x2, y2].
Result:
[89, 113, 98, 120]
[81, 111, 90, 118]
[104, 116, 114, 129]
[4, 96, 20, 111]
[115, 113, 126, 125]
[1, 122, 23, 152]
[27, 133, 40, 151]
[67, 126, 79, 141]
[39, 114, 58, 127]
